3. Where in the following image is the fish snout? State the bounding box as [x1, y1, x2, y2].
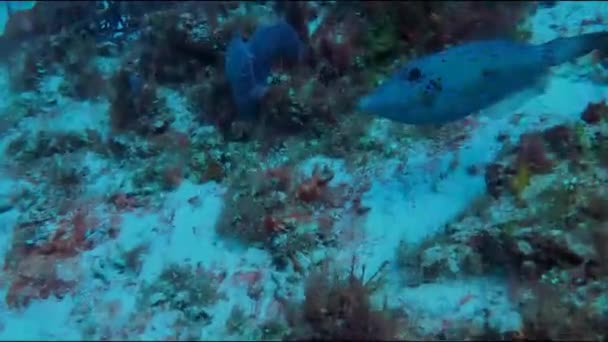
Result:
[357, 96, 374, 113]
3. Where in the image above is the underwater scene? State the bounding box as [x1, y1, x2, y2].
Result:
[0, 0, 608, 340]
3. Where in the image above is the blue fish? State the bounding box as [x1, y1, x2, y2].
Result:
[358, 32, 608, 125]
[225, 34, 262, 121]
[224, 20, 303, 120]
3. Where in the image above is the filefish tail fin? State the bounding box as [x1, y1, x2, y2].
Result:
[540, 31, 608, 66]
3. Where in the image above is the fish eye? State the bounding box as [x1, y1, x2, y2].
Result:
[408, 68, 422, 82]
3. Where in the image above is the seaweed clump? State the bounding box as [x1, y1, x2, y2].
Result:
[215, 163, 359, 273]
[108, 65, 168, 135]
[283, 259, 402, 340]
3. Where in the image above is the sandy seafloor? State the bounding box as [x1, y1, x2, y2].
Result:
[0, 1, 607, 340]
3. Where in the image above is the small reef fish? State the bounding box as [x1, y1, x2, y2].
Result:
[225, 20, 303, 120]
[358, 32, 608, 125]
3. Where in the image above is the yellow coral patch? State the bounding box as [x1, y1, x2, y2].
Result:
[510, 163, 531, 198]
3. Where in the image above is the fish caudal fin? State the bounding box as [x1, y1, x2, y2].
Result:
[540, 31, 608, 66]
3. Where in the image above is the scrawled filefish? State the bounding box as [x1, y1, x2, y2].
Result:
[358, 32, 608, 125]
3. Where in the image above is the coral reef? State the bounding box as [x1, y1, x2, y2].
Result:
[406, 102, 608, 339]
[215, 161, 368, 273]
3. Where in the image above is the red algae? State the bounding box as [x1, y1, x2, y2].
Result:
[516, 133, 554, 173]
[581, 100, 608, 124]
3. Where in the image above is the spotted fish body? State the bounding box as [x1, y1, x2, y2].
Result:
[358, 32, 608, 125]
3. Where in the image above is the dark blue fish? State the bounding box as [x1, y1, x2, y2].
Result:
[225, 34, 264, 121]
[247, 21, 303, 83]
[224, 20, 303, 120]
[358, 32, 608, 125]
